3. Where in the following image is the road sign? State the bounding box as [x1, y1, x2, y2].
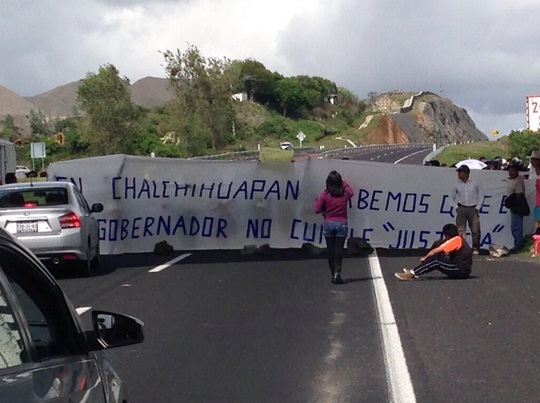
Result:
[297, 131, 305, 147]
[526, 95, 540, 132]
[31, 142, 46, 159]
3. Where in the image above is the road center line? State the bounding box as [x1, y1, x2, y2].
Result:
[394, 149, 429, 164]
[149, 253, 192, 272]
[368, 251, 416, 403]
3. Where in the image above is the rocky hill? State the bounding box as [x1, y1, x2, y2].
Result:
[363, 91, 487, 144]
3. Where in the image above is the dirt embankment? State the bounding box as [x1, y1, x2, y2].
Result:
[365, 115, 410, 144]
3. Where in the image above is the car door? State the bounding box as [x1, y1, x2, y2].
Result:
[0, 243, 106, 402]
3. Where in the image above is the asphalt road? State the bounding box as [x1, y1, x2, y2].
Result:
[345, 145, 433, 165]
[55, 248, 540, 402]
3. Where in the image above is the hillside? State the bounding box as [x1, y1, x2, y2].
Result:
[22, 77, 174, 119]
[24, 81, 81, 118]
[363, 91, 487, 145]
[130, 77, 175, 108]
[0, 83, 42, 130]
[0, 80, 487, 148]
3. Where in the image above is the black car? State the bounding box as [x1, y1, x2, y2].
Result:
[0, 227, 144, 402]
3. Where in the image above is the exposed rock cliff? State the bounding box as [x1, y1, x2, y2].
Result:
[364, 92, 487, 144]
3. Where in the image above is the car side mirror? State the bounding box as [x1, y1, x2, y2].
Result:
[91, 203, 104, 213]
[91, 310, 144, 350]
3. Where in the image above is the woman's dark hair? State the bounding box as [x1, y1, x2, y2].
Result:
[442, 223, 459, 238]
[326, 170, 344, 197]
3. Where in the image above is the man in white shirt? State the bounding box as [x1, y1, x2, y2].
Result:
[451, 165, 484, 255]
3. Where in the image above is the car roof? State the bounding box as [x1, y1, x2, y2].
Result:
[0, 181, 72, 190]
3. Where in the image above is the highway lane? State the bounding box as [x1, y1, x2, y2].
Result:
[55, 249, 540, 402]
[379, 250, 540, 402]
[345, 145, 433, 165]
[57, 253, 389, 402]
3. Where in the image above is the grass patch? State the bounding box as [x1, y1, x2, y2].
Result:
[259, 147, 294, 162]
[435, 140, 510, 166]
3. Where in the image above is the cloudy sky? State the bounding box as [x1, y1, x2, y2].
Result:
[1, 0, 539, 137]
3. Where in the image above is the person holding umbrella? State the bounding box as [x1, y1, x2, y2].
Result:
[451, 164, 484, 255]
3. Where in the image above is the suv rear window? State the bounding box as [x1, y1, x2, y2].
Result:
[0, 188, 68, 208]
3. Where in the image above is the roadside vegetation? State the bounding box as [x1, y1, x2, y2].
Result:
[436, 130, 540, 166]
[1, 45, 539, 168]
[1, 45, 368, 167]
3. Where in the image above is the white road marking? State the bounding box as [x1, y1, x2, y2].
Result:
[394, 149, 428, 164]
[149, 253, 192, 272]
[76, 307, 91, 315]
[74, 254, 192, 315]
[368, 251, 416, 403]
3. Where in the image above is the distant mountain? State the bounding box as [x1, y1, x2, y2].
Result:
[22, 76, 174, 119]
[0, 83, 39, 119]
[131, 77, 175, 108]
[24, 81, 81, 119]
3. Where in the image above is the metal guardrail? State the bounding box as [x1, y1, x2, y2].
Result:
[189, 143, 442, 161]
[189, 150, 259, 160]
[188, 147, 318, 161]
[321, 143, 439, 158]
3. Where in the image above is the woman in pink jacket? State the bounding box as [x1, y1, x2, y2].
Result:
[313, 170, 354, 284]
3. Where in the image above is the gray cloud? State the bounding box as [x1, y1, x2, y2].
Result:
[276, 0, 540, 134]
[1, 0, 538, 136]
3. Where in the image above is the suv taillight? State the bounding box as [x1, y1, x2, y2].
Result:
[59, 212, 81, 229]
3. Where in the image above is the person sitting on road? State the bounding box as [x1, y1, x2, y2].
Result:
[395, 223, 473, 281]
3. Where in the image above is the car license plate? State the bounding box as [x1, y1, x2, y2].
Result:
[17, 222, 38, 233]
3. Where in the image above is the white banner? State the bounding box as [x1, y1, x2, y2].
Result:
[48, 155, 535, 254]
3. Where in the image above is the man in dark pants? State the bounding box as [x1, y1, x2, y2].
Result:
[451, 165, 484, 255]
[395, 223, 472, 280]
[505, 164, 528, 253]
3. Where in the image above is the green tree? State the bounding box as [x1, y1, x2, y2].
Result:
[274, 77, 311, 117]
[337, 87, 366, 123]
[77, 64, 143, 155]
[0, 114, 19, 141]
[29, 109, 52, 137]
[55, 117, 90, 155]
[508, 130, 540, 160]
[234, 59, 281, 105]
[162, 45, 235, 154]
[295, 75, 338, 107]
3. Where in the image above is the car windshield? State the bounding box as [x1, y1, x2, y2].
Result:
[0, 188, 68, 208]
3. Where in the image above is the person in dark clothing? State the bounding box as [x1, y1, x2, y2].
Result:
[4, 172, 17, 184]
[395, 223, 472, 281]
[505, 164, 528, 252]
[313, 170, 354, 284]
